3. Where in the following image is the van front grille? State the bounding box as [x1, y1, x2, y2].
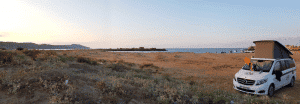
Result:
[237, 78, 255, 85]
[237, 87, 255, 92]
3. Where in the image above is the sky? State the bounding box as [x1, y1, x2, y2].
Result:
[1, 0, 300, 49]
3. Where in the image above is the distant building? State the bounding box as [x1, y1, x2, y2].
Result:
[139, 47, 144, 49]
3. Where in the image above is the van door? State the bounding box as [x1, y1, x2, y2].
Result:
[284, 60, 296, 85]
[280, 60, 289, 86]
[272, 61, 285, 90]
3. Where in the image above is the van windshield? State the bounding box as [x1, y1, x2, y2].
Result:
[242, 60, 274, 72]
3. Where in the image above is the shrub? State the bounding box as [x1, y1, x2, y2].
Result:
[0, 51, 16, 64]
[13, 54, 33, 65]
[77, 57, 97, 65]
[22, 50, 41, 61]
[107, 63, 129, 72]
[133, 74, 151, 79]
[16, 47, 24, 51]
[58, 56, 67, 63]
[162, 74, 172, 82]
[58, 55, 76, 63]
[139, 63, 154, 69]
[44, 50, 57, 56]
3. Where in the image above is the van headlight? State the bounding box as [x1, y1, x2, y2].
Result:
[256, 78, 268, 85]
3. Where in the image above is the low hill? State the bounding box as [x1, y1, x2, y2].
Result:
[0, 42, 90, 50]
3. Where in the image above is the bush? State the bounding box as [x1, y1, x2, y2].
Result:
[139, 63, 154, 69]
[44, 50, 57, 56]
[16, 47, 24, 51]
[58, 55, 76, 63]
[77, 57, 97, 65]
[0, 51, 16, 64]
[13, 54, 34, 65]
[22, 50, 41, 61]
[107, 63, 130, 72]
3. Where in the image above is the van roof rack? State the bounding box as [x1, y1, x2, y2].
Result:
[251, 58, 276, 61]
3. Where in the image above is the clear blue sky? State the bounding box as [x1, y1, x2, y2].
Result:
[1, 0, 300, 48]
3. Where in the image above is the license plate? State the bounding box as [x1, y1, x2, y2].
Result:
[239, 85, 249, 90]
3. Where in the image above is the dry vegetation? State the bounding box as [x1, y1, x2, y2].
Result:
[0, 49, 299, 103]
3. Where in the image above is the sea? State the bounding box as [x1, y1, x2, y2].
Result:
[30, 48, 248, 53]
[108, 48, 248, 53]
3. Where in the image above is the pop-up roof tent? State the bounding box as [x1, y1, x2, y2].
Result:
[253, 40, 293, 59]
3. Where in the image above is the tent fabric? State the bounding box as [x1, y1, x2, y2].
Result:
[253, 40, 292, 59]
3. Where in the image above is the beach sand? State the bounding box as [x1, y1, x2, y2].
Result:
[62, 50, 300, 101]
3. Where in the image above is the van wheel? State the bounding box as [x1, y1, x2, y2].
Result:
[288, 78, 295, 87]
[268, 85, 274, 97]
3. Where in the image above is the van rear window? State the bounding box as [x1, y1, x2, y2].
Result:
[285, 60, 290, 69]
[289, 60, 295, 68]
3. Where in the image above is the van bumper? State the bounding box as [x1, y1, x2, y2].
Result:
[233, 79, 268, 95]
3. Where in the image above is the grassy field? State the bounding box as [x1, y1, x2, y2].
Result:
[0, 49, 299, 103]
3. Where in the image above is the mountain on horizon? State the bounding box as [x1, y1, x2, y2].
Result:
[0, 41, 90, 50]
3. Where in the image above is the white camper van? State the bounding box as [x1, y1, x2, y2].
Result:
[233, 58, 296, 96]
[233, 40, 297, 97]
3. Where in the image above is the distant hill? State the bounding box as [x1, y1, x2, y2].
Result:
[0, 42, 90, 50]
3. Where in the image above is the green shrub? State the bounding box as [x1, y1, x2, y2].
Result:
[16, 55, 25, 60]
[58, 56, 67, 62]
[58, 55, 75, 63]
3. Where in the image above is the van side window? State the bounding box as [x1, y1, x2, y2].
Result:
[285, 60, 290, 69]
[289, 60, 295, 68]
[280, 60, 286, 70]
[274, 62, 282, 71]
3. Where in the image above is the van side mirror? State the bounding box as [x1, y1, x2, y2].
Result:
[273, 70, 283, 76]
[274, 70, 283, 81]
[272, 70, 278, 75]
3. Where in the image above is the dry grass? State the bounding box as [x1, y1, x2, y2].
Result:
[0, 49, 299, 103]
[0, 51, 16, 64]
